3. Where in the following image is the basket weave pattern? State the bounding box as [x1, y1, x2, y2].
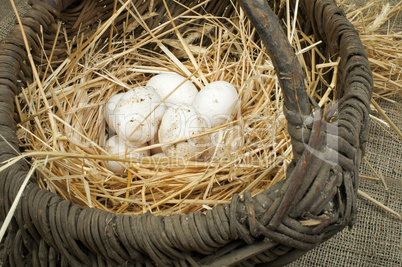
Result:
[0, 0, 372, 266]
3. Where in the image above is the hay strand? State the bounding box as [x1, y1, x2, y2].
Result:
[8, 0, 401, 216]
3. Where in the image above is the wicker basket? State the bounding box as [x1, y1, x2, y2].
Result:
[0, 0, 372, 265]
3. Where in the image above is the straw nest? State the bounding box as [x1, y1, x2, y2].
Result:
[12, 0, 401, 216]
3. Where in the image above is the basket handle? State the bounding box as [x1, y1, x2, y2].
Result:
[238, 0, 312, 118]
[237, 0, 373, 230]
[239, 0, 372, 151]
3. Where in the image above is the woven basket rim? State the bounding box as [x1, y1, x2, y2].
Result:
[0, 0, 373, 265]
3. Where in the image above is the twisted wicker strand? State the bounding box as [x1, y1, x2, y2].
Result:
[0, 0, 374, 265]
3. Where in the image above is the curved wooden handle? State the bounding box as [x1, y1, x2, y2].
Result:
[238, 0, 312, 117]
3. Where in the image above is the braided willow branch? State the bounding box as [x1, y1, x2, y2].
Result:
[0, 0, 372, 266]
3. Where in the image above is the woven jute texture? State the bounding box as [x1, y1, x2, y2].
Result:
[0, 0, 29, 41]
[0, 0, 400, 266]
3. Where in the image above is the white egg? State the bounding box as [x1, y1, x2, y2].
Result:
[104, 135, 150, 173]
[193, 81, 239, 128]
[105, 93, 125, 133]
[146, 73, 198, 105]
[158, 103, 210, 160]
[113, 86, 166, 145]
[202, 125, 243, 161]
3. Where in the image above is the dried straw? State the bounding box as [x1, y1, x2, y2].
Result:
[343, 0, 402, 99]
[10, 0, 401, 217]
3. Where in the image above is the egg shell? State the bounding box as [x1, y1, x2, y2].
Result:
[105, 93, 125, 133]
[202, 125, 243, 161]
[146, 73, 198, 105]
[158, 103, 210, 160]
[193, 81, 239, 128]
[148, 136, 164, 155]
[104, 135, 150, 173]
[113, 86, 166, 145]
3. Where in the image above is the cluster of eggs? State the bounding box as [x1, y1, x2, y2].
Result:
[103, 73, 240, 173]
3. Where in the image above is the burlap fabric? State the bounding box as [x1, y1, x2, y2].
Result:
[0, 0, 400, 266]
[0, 0, 29, 41]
